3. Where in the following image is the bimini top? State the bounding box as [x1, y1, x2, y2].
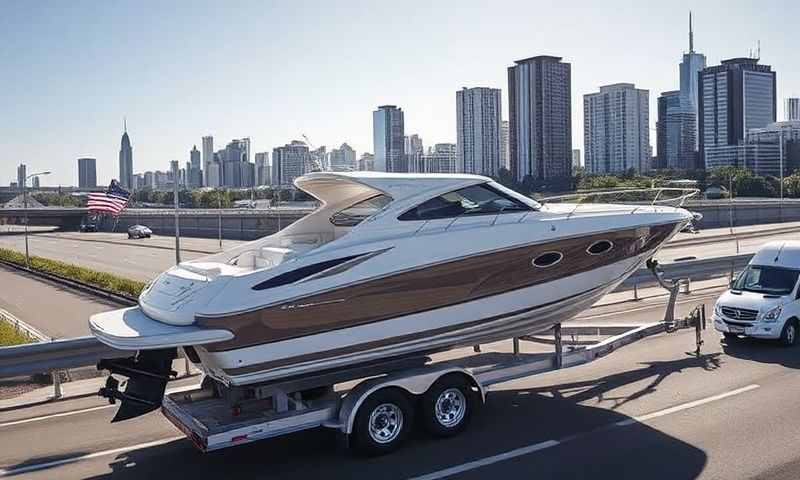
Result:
[294, 171, 491, 206]
[751, 241, 800, 269]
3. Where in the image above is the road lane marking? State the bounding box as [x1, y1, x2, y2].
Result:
[0, 405, 113, 428]
[409, 384, 760, 480]
[579, 291, 722, 320]
[0, 384, 200, 429]
[0, 436, 184, 477]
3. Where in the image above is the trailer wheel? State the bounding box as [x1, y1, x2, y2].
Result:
[421, 375, 477, 438]
[351, 388, 413, 455]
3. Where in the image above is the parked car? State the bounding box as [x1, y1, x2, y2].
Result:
[127, 225, 152, 239]
[79, 222, 97, 233]
[704, 185, 729, 200]
[713, 241, 800, 346]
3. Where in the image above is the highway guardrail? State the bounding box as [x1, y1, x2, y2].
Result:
[0, 336, 124, 379]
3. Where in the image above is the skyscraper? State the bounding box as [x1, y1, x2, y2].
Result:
[786, 98, 800, 121]
[679, 12, 706, 151]
[571, 149, 581, 169]
[500, 120, 509, 170]
[699, 58, 777, 169]
[404, 134, 424, 173]
[656, 91, 696, 170]
[255, 152, 270, 185]
[456, 87, 502, 176]
[584, 83, 650, 174]
[358, 153, 375, 171]
[372, 105, 406, 172]
[119, 119, 133, 189]
[421, 144, 457, 173]
[77, 158, 97, 188]
[202, 136, 214, 186]
[188, 145, 202, 188]
[16, 164, 26, 190]
[508, 56, 572, 183]
[272, 141, 310, 186]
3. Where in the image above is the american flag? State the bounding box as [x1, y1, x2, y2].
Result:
[87, 180, 130, 216]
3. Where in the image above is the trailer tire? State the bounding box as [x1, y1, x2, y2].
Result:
[351, 388, 413, 456]
[421, 375, 477, 438]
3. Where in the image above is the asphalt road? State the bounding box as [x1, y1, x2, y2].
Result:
[4, 293, 800, 479]
[0, 222, 798, 283]
[0, 264, 118, 338]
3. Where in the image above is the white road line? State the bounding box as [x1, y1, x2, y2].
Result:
[409, 384, 760, 480]
[0, 436, 184, 477]
[0, 405, 113, 428]
[579, 292, 721, 320]
[0, 384, 199, 429]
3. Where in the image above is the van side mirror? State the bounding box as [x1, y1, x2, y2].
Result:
[729, 276, 737, 289]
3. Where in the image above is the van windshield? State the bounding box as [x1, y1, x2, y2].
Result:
[732, 265, 800, 295]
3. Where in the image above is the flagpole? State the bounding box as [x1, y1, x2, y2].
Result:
[174, 179, 182, 264]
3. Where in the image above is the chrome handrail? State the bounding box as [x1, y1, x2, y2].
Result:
[539, 188, 700, 219]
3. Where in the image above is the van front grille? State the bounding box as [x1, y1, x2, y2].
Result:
[720, 306, 758, 322]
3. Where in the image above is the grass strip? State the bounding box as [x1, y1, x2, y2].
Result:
[0, 320, 33, 346]
[0, 247, 145, 298]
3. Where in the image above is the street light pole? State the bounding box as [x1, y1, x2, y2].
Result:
[174, 179, 181, 265]
[218, 191, 222, 251]
[23, 171, 51, 267]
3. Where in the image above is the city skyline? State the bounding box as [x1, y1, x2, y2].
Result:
[3, 2, 800, 186]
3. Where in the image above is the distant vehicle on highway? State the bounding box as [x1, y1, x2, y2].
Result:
[79, 221, 97, 233]
[233, 199, 256, 209]
[705, 185, 729, 200]
[714, 241, 800, 346]
[127, 224, 152, 239]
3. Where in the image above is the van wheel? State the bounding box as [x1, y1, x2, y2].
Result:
[779, 319, 799, 347]
[421, 375, 478, 438]
[351, 388, 413, 456]
[722, 332, 739, 342]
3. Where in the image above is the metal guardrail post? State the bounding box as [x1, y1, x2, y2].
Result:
[513, 337, 520, 355]
[633, 283, 639, 301]
[52, 370, 62, 399]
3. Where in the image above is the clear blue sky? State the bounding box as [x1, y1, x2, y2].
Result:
[2, 0, 798, 186]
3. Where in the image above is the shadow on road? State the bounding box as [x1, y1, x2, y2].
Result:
[526, 352, 723, 410]
[721, 336, 800, 369]
[12, 386, 708, 479]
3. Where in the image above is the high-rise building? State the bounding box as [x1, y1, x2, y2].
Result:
[786, 98, 800, 121]
[699, 58, 777, 169]
[679, 12, 706, 151]
[255, 152, 271, 186]
[222, 139, 250, 187]
[656, 90, 697, 170]
[17, 164, 26, 190]
[188, 145, 202, 188]
[571, 149, 581, 169]
[739, 121, 800, 176]
[31, 176, 40, 189]
[500, 120, 509, 170]
[373, 105, 406, 172]
[456, 87, 502, 176]
[404, 134, 424, 173]
[358, 153, 375, 171]
[202, 136, 215, 186]
[119, 119, 133, 189]
[584, 83, 650, 174]
[421, 144, 458, 174]
[329, 143, 357, 171]
[77, 158, 97, 188]
[272, 141, 310, 186]
[508, 55, 572, 182]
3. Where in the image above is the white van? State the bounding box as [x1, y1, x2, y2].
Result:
[713, 241, 800, 346]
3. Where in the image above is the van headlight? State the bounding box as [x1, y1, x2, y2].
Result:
[762, 306, 782, 322]
[714, 303, 723, 318]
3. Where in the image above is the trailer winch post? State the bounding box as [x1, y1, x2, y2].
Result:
[554, 323, 563, 369]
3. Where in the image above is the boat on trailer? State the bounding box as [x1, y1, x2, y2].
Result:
[89, 172, 695, 422]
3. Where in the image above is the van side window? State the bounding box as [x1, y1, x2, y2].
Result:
[398, 184, 532, 221]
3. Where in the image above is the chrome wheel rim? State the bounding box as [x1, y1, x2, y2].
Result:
[368, 403, 403, 444]
[435, 388, 467, 428]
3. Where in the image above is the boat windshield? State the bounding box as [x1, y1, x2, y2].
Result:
[330, 195, 392, 227]
[399, 184, 532, 221]
[732, 265, 800, 296]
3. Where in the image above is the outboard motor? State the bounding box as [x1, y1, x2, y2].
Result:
[98, 348, 177, 422]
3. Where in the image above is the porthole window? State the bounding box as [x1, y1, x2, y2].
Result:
[587, 240, 614, 256]
[532, 251, 563, 268]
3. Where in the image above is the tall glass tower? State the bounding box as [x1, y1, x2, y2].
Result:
[679, 12, 706, 152]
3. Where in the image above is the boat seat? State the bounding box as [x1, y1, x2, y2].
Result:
[258, 246, 295, 268]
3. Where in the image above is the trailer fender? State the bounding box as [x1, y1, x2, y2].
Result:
[338, 366, 484, 434]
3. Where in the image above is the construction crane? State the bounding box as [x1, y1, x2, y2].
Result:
[301, 133, 326, 172]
